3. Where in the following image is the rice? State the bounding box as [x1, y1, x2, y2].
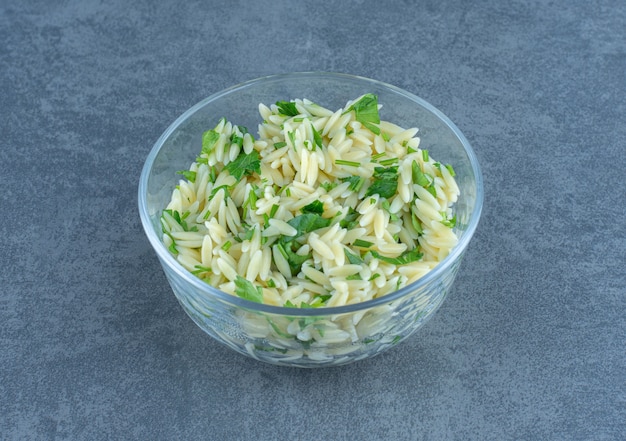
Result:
[161, 94, 460, 312]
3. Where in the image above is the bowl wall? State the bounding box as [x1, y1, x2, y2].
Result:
[139, 72, 482, 367]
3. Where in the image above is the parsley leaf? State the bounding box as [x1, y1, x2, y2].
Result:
[365, 166, 398, 199]
[311, 124, 323, 149]
[354, 239, 373, 248]
[441, 214, 457, 228]
[276, 240, 310, 274]
[176, 170, 196, 183]
[346, 93, 381, 135]
[344, 248, 365, 265]
[163, 209, 196, 232]
[340, 175, 365, 192]
[202, 129, 220, 155]
[286, 214, 331, 240]
[224, 150, 261, 180]
[320, 181, 337, 192]
[301, 200, 324, 215]
[273, 213, 332, 274]
[276, 101, 299, 116]
[339, 207, 359, 230]
[371, 248, 423, 265]
[234, 276, 264, 303]
[445, 164, 456, 176]
[412, 160, 432, 187]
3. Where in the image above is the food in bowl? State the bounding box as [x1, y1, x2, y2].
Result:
[160, 94, 460, 312]
[139, 73, 483, 367]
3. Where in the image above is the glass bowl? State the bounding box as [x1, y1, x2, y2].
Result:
[138, 72, 483, 367]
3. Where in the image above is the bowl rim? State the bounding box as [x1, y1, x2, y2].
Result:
[138, 71, 483, 316]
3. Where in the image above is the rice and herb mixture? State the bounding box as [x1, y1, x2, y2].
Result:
[161, 94, 460, 309]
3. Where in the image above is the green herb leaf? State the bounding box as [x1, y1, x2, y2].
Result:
[163, 209, 195, 232]
[287, 131, 296, 148]
[284, 299, 298, 308]
[234, 276, 264, 303]
[335, 159, 361, 167]
[339, 207, 359, 230]
[202, 129, 220, 155]
[381, 199, 399, 221]
[301, 200, 324, 215]
[191, 265, 212, 275]
[354, 239, 373, 248]
[344, 248, 365, 265]
[224, 150, 261, 180]
[371, 248, 423, 265]
[346, 93, 381, 135]
[340, 176, 365, 192]
[274, 141, 287, 148]
[286, 214, 332, 239]
[445, 164, 456, 177]
[311, 124, 323, 149]
[209, 185, 230, 200]
[441, 214, 457, 228]
[426, 183, 437, 198]
[411, 209, 423, 235]
[412, 160, 431, 187]
[176, 170, 197, 183]
[365, 166, 398, 199]
[378, 158, 398, 167]
[320, 181, 337, 192]
[276, 240, 310, 274]
[276, 101, 299, 116]
[267, 318, 293, 338]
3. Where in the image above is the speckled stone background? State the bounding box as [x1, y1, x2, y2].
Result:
[1, 0, 624, 440]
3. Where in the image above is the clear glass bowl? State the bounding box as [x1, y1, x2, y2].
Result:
[138, 72, 483, 367]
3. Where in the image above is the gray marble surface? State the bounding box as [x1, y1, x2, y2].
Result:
[1, 1, 624, 440]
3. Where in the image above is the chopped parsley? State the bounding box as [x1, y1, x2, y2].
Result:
[275, 100, 299, 116]
[176, 170, 196, 183]
[412, 161, 431, 187]
[201, 129, 220, 155]
[441, 214, 457, 228]
[311, 124, 323, 149]
[378, 158, 398, 167]
[162, 209, 197, 232]
[286, 213, 331, 239]
[445, 164, 456, 176]
[365, 166, 398, 199]
[234, 276, 264, 303]
[191, 265, 212, 275]
[301, 200, 324, 215]
[370, 248, 423, 265]
[224, 150, 261, 180]
[354, 239, 373, 248]
[344, 248, 365, 265]
[208, 184, 231, 200]
[276, 240, 310, 275]
[335, 159, 361, 167]
[381, 199, 399, 221]
[340, 175, 365, 192]
[345, 93, 381, 135]
[339, 206, 360, 230]
[320, 181, 337, 192]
